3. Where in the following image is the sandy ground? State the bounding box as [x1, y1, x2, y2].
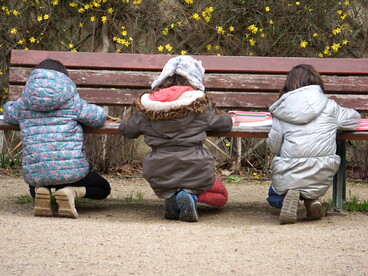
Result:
[1, 174, 368, 276]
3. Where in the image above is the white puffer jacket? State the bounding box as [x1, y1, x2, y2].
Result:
[267, 85, 361, 199]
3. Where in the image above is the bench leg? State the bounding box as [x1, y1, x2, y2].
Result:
[333, 140, 346, 211]
[235, 137, 242, 171]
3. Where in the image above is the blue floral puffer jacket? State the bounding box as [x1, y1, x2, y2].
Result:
[3, 69, 107, 186]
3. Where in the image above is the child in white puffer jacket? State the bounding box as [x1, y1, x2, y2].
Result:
[266, 64, 361, 224]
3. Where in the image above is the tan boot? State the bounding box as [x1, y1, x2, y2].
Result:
[54, 187, 86, 219]
[279, 190, 300, 224]
[304, 198, 324, 220]
[34, 187, 53, 217]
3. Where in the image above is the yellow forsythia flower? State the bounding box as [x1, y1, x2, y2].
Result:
[300, 41, 308, 48]
[331, 43, 341, 52]
[217, 26, 225, 34]
[247, 24, 258, 34]
[165, 44, 172, 52]
[191, 13, 200, 20]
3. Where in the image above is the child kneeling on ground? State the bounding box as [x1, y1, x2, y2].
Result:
[119, 56, 233, 222]
[3, 59, 111, 218]
[266, 64, 361, 224]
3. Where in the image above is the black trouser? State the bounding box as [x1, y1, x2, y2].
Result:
[29, 171, 111, 200]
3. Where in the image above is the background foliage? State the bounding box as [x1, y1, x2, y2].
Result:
[0, 0, 367, 178]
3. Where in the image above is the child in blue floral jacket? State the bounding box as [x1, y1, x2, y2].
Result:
[3, 59, 111, 218]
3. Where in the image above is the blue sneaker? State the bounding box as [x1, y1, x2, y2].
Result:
[176, 190, 198, 222]
[164, 194, 180, 220]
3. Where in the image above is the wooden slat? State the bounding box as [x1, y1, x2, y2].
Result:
[9, 67, 368, 93]
[8, 85, 368, 111]
[328, 95, 368, 111]
[8, 86, 146, 105]
[9, 67, 157, 88]
[10, 50, 368, 75]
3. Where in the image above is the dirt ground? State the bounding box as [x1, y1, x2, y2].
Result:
[1, 175, 368, 276]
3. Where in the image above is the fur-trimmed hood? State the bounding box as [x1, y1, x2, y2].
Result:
[135, 90, 210, 121]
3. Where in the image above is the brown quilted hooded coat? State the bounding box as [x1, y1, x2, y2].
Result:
[119, 91, 233, 198]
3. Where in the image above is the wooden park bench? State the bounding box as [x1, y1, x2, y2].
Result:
[1, 49, 368, 210]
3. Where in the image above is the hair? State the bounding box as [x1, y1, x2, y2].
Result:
[279, 64, 324, 98]
[153, 74, 193, 90]
[35, 59, 69, 76]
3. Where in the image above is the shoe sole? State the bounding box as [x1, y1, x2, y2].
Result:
[279, 190, 300, 224]
[308, 201, 324, 220]
[164, 197, 180, 220]
[34, 187, 53, 217]
[176, 192, 198, 222]
[54, 189, 78, 219]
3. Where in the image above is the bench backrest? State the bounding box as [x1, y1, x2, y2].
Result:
[8, 49, 368, 112]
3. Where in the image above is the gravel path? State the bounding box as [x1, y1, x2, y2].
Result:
[1, 175, 368, 276]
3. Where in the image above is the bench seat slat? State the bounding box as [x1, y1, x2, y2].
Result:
[1, 119, 367, 140]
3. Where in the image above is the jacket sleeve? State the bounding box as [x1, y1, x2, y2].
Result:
[206, 106, 233, 132]
[2, 101, 20, 125]
[119, 112, 143, 139]
[335, 103, 361, 131]
[267, 118, 283, 155]
[77, 99, 107, 128]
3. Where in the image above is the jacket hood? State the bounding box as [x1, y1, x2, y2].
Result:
[269, 85, 328, 124]
[135, 88, 210, 137]
[22, 69, 77, 111]
[136, 89, 209, 120]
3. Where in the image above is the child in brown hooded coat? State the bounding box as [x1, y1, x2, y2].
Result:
[119, 56, 232, 222]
